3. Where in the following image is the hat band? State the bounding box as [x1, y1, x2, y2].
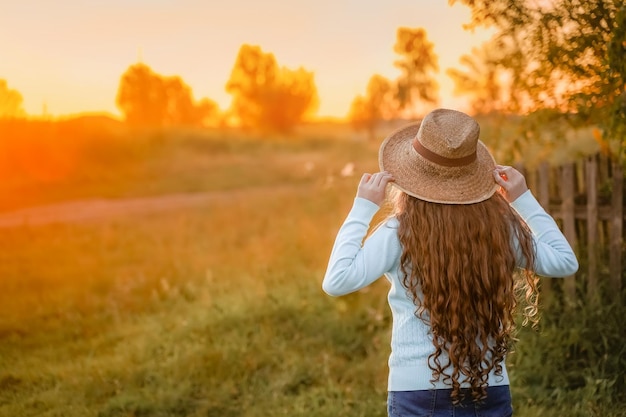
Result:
[412, 138, 477, 167]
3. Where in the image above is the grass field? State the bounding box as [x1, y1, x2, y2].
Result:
[0, 121, 622, 416]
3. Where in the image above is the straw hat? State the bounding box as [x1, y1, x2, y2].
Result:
[379, 108, 498, 204]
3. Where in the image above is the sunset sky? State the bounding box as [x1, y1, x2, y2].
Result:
[0, 0, 493, 119]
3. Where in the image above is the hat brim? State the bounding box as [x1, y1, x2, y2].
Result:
[378, 122, 499, 204]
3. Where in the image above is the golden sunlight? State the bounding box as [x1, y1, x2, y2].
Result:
[0, 1, 492, 120]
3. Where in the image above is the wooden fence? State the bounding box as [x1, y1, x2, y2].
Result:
[520, 154, 624, 304]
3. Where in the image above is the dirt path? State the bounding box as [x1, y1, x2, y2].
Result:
[0, 185, 302, 228]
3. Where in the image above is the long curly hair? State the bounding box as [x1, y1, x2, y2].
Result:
[393, 190, 538, 404]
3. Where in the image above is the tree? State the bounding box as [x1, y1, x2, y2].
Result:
[446, 44, 512, 115]
[195, 98, 221, 128]
[116, 63, 219, 127]
[116, 63, 166, 126]
[162, 77, 219, 127]
[347, 27, 439, 137]
[393, 27, 440, 115]
[449, 0, 626, 160]
[348, 75, 395, 140]
[0, 80, 26, 119]
[225, 44, 319, 132]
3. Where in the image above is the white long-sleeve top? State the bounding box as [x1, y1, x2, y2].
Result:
[322, 190, 579, 391]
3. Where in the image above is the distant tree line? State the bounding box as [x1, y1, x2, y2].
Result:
[0, 27, 438, 134]
[116, 63, 219, 128]
[2, 1, 623, 143]
[0, 44, 321, 134]
[348, 27, 439, 140]
[116, 44, 319, 133]
[347, 0, 625, 154]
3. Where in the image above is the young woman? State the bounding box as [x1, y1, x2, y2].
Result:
[323, 109, 578, 416]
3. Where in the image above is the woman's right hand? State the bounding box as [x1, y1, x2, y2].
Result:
[357, 171, 394, 206]
[493, 165, 528, 202]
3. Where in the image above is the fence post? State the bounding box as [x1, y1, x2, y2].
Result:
[561, 163, 577, 302]
[610, 160, 623, 302]
[586, 156, 599, 302]
[537, 162, 550, 209]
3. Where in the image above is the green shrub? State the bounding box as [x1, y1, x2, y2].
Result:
[509, 288, 626, 416]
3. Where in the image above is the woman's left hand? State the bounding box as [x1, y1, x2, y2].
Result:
[357, 171, 394, 206]
[493, 165, 528, 202]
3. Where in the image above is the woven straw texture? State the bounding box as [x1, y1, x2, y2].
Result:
[378, 110, 498, 204]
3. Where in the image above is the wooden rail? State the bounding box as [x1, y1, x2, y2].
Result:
[521, 154, 624, 304]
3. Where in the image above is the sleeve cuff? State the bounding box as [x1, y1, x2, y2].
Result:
[351, 197, 382, 217]
[510, 189, 542, 218]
